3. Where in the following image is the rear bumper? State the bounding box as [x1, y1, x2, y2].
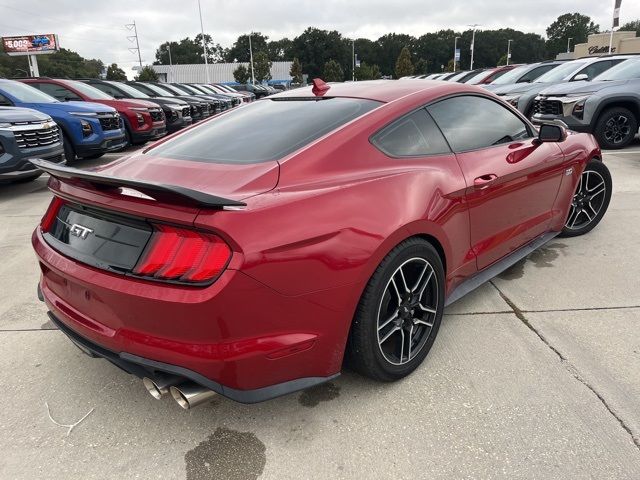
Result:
[44, 307, 337, 403]
[32, 227, 349, 401]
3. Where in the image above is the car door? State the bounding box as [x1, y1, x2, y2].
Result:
[427, 95, 565, 270]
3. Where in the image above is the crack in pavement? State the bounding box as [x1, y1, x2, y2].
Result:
[489, 281, 640, 452]
[445, 305, 640, 316]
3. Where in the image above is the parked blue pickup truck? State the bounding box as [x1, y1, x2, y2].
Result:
[0, 79, 126, 162]
[0, 106, 65, 183]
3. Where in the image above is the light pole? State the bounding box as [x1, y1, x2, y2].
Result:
[165, 44, 173, 82]
[567, 37, 573, 53]
[468, 24, 481, 70]
[249, 34, 255, 84]
[197, 0, 210, 83]
[352, 40, 355, 81]
[506, 39, 513, 66]
[453, 36, 460, 72]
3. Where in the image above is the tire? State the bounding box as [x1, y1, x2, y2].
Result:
[11, 172, 42, 183]
[62, 133, 75, 162]
[594, 107, 638, 150]
[559, 159, 612, 238]
[348, 237, 445, 382]
[80, 153, 104, 160]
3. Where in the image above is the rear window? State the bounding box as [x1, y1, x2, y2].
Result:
[147, 97, 381, 164]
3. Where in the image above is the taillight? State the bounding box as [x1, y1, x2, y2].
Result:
[133, 225, 231, 284]
[41, 197, 65, 232]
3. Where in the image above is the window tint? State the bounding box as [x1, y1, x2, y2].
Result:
[519, 64, 557, 83]
[106, 81, 150, 98]
[595, 59, 640, 81]
[90, 83, 120, 97]
[0, 94, 12, 106]
[427, 95, 532, 152]
[0, 81, 58, 103]
[576, 60, 612, 80]
[372, 109, 450, 157]
[35, 83, 82, 101]
[148, 97, 381, 164]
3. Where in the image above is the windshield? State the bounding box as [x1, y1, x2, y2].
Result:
[447, 71, 469, 82]
[65, 80, 114, 100]
[465, 70, 491, 85]
[148, 97, 381, 164]
[0, 81, 58, 103]
[166, 84, 191, 95]
[177, 84, 201, 95]
[595, 59, 640, 81]
[145, 83, 176, 96]
[107, 81, 150, 98]
[491, 65, 529, 85]
[535, 61, 586, 83]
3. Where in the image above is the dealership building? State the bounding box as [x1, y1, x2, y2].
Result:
[558, 30, 640, 59]
[143, 61, 293, 84]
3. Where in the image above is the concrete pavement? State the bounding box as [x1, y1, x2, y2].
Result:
[0, 146, 639, 479]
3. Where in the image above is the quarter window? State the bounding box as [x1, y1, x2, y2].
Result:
[427, 96, 532, 152]
[372, 109, 450, 157]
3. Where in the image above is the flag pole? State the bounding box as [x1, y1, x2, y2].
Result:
[610, 0, 622, 54]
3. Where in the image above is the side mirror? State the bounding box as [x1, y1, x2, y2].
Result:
[113, 94, 124, 99]
[536, 124, 566, 143]
[572, 73, 589, 82]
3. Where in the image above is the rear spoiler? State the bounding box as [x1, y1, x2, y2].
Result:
[30, 159, 246, 208]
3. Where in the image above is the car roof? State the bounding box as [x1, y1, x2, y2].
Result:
[269, 79, 474, 103]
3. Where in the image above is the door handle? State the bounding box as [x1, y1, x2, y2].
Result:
[473, 174, 498, 188]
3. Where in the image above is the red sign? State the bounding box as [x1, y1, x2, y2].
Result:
[2, 34, 59, 56]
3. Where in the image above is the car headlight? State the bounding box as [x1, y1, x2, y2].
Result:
[135, 113, 145, 126]
[69, 112, 98, 117]
[502, 94, 521, 108]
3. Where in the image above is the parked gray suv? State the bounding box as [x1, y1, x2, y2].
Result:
[532, 58, 640, 149]
[491, 55, 635, 117]
[0, 106, 65, 183]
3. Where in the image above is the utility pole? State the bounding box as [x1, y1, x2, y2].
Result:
[197, 0, 210, 83]
[567, 37, 573, 53]
[468, 24, 480, 70]
[125, 20, 143, 70]
[249, 34, 255, 84]
[506, 39, 513, 65]
[453, 36, 460, 72]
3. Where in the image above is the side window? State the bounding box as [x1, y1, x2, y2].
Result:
[34, 83, 82, 101]
[91, 83, 119, 97]
[372, 109, 450, 157]
[577, 61, 612, 80]
[0, 94, 12, 106]
[427, 96, 532, 152]
[519, 64, 556, 83]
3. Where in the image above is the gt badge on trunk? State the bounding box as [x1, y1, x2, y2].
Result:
[69, 223, 94, 239]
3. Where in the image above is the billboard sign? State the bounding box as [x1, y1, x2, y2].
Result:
[2, 34, 59, 56]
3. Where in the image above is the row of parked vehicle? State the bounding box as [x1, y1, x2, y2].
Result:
[408, 54, 640, 149]
[0, 78, 259, 183]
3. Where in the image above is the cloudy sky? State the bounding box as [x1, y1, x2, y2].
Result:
[1, 0, 639, 76]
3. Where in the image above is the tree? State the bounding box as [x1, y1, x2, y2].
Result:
[106, 63, 127, 81]
[233, 64, 250, 84]
[225, 33, 269, 62]
[377, 34, 416, 77]
[395, 46, 414, 78]
[268, 38, 293, 61]
[0, 47, 104, 78]
[323, 59, 344, 82]
[135, 65, 159, 81]
[414, 58, 428, 75]
[620, 20, 640, 36]
[290, 27, 350, 79]
[546, 13, 600, 57]
[154, 34, 224, 65]
[354, 62, 381, 81]
[289, 57, 303, 84]
[253, 51, 272, 82]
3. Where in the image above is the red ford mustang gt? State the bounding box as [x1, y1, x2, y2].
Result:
[31, 79, 612, 408]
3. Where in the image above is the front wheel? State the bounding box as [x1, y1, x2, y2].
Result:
[594, 107, 638, 149]
[559, 159, 612, 237]
[348, 238, 445, 382]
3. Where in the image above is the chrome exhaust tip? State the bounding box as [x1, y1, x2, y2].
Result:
[170, 383, 217, 410]
[142, 374, 182, 400]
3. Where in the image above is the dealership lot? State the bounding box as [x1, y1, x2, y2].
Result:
[1, 144, 639, 479]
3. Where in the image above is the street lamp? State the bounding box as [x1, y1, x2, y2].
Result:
[197, 0, 210, 84]
[567, 37, 573, 53]
[506, 39, 513, 66]
[453, 36, 461, 72]
[468, 24, 481, 70]
[165, 44, 173, 82]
